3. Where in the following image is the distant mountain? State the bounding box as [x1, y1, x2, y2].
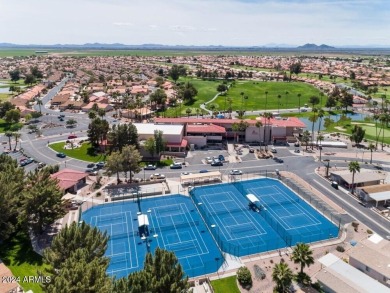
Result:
[297, 43, 335, 49]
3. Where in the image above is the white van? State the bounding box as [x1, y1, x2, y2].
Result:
[271, 147, 277, 153]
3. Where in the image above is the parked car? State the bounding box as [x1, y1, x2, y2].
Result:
[294, 142, 300, 147]
[300, 108, 308, 112]
[150, 173, 165, 179]
[218, 154, 225, 162]
[68, 135, 77, 139]
[271, 147, 277, 153]
[144, 164, 157, 170]
[249, 148, 255, 153]
[37, 162, 46, 169]
[199, 170, 209, 173]
[211, 160, 223, 166]
[331, 181, 339, 189]
[205, 157, 213, 164]
[87, 163, 95, 168]
[96, 161, 105, 169]
[85, 168, 97, 174]
[181, 172, 191, 176]
[229, 169, 243, 175]
[294, 149, 300, 153]
[56, 153, 66, 158]
[170, 163, 183, 169]
[274, 157, 284, 163]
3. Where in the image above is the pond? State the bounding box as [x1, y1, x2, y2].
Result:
[299, 112, 370, 131]
[0, 82, 10, 93]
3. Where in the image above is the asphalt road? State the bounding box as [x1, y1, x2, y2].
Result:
[2, 76, 389, 239]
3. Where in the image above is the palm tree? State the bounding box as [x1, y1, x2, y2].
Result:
[285, 91, 289, 109]
[185, 108, 192, 118]
[348, 161, 360, 194]
[244, 95, 248, 113]
[209, 104, 216, 118]
[368, 143, 376, 164]
[36, 98, 43, 114]
[227, 97, 233, 118]
[13, 132, 21, 151]
[265, 91, 269, 111]
[373, 114, 380, 148]
[240, 92, 245, 113]
[196, 108, 200, 118]
[5, 131, 13, 151]
[291, 243, 314, 274]
[302, 130, 310, 150]
[255, 121, 263, 150]
[277, 94, 282, 113]
[309, 107, 318, 149]
[317, 108, 325, 133]
[317, 133, 324, 148]
[272, 262, 293, 293]
[262, 112, 273, 149]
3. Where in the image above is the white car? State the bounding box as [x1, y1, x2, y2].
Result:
[229, 169, 243, 175]
[150, 173, 165, 180]
[300, 108, 308, 112]
[205, 157, 213, 164]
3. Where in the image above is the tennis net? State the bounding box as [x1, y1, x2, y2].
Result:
[208, 206, 245, 217]
[261, 197, 299, 208]
[109, 230, 139, 240]
[154, 220, 199, 232]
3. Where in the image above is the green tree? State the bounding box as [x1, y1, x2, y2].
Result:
[150, 88, 167, 110]
[154, 130, 166, 155]
[24, 74, 36, 85]
[185, 108, 192, 118]
[291, 243, 314, 274]
[88, 110, 97, 120]
[289, 62, 302, 81]
[325, 96, 337, 111]
[5, 109, 21, 123]
[12, 132, 21, 151]
[105, 150, 123, 184]
[277, 94, 282, 112]
[368, 142, 376, 164]
[144, 137, 156, 158]
[309, 96, 320, 108]
[42, 222, 110, 292]
[35, 98, 43, 114]
[348, 161, 360, 194]
[0, 154, 24, 242]
[21, 169, 66, 234]
[340, 92, 353, 112]
[87, 118, 109, 147]
[169, 64, 186, 83]
[5, 131, 13, 150]
[350, 125, 366, 145]
[66, 118, 77, 128]
[0, 101, 16, 117]
[9, 69, 20, 82]
[263, 112, 273, 148]
[121, 145, 142, 183]
[217, 84, 227, 93]
[272, 262, 293, 293]
[309, 107, 318, 148]
[30, 66, 43, 79]
[178, 82, 198, 104]
[302, 130, 310, 150]
[114, 248, 189, 293]
[237, 266, 252, 288]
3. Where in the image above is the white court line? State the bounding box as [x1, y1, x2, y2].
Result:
[201, 190, 268, 241]
[248, 184, 322, 230]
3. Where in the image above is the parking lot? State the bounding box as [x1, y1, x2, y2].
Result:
[5, 150, 40, 173]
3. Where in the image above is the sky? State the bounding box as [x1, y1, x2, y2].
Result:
[0, 0, 389, 47]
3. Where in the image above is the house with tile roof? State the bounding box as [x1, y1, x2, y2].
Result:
[50, 168, 88, 194]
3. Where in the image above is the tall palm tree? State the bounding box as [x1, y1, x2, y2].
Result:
[309, 107, 318, 149]
[227, 97, 233, 118]
[348, 161, 360, 194]
[373, 114, 380, 148]
[285, 91, 289, 109]
[265, 91, 269, 111]
[209, 104, 216, 118]
[13, 132, 21, 151]
[244, 95, 248, 113]
[5, 131, 13, 151]
[36, 98, 43, 114]
[240, 92, 245, 113]
[255, 121, 263, 150]
[368, 143, 376, 164]
[302, 130, 310, 151]
[272, 262, 293, 293]
[196, 108, 200, 118]
[277, 94, 282, 113]
[291, 243, 314, 274]
[185, 108, 192, 118]
[263, 112, 273, 149]
[317, 108, 325, 133]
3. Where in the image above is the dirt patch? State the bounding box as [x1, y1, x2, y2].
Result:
[351, 122, 375, 126]
[334, 126, 347, 131]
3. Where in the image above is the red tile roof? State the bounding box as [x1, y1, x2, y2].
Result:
[155, 117, 306, 128]
[51, 168, 88, 191]
[187, 124, 226, 134]
[166, 139, 188, 148]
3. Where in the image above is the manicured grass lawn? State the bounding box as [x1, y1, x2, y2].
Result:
[0, 231, 49, 293]
[0, 119, 23, 133]
[0, 93, 12, 101]
[49, 142, 106, 162]
[211, 276, 240, 293]
[324, 119, 390, 145]
[211, 81, 323, 112]
[0, 50, 39, 57]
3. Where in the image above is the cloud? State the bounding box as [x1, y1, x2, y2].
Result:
[169, 25, 197, 32]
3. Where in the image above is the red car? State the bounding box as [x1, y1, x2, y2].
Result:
[68, 135, 77, 139]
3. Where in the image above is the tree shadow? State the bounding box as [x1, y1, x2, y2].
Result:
[0, 230, 44, 267]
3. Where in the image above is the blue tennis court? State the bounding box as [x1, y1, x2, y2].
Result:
[190, 178, 339, 257]
[81, 195, 223, 278]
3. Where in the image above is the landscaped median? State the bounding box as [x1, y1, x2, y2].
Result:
[48, 141, 106, 163]
[210, 276, 240, 293]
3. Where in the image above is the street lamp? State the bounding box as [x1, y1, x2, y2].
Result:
[323, 159, 330, 178]
[319, 144, 322, 161]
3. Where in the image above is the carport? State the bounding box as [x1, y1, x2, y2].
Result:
[357, 184, 390, 207]
[180, 171, 222, 186]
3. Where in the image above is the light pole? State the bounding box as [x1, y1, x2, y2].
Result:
[323, 159, 330, 177]
[319, 144, 322, 161]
